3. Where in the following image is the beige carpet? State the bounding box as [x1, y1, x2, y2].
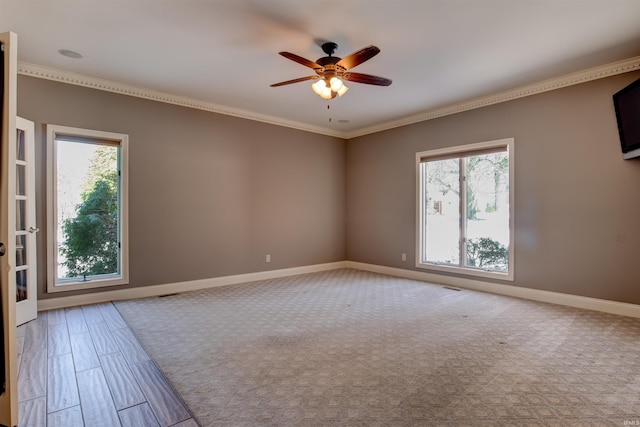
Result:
[114, 269, 640, 426]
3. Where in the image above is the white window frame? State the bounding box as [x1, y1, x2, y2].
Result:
[416, 138, 514, 281]
[46, 124, 129, 292]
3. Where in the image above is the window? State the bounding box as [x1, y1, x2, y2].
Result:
[47, 125, 129, 292]
[416, 138, 514, 280]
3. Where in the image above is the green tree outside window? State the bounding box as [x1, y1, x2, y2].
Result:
[60, 146, 118, 279]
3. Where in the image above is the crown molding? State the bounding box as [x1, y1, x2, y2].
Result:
[345, 56, 640, 139]
[19, 56, 640, 140]
[17, 62, 345, 138]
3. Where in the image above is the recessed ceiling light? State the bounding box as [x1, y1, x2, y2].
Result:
[337, 119, 350, 124]
[58, 49, 83, 59]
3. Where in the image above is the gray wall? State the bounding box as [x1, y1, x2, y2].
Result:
[347, 71, 640, 305]
[17, 70, 640, 305]
[17, 75, 346, 300]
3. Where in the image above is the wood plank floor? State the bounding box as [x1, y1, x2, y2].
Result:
[17, 303, 199, 427]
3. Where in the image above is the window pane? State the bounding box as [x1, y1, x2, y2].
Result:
[464, 152, 509, 271]
[424, 159, 460, 265]
[16, 199, 25, 231]
[16, 163, 26, 196]
[16, 269, 27, 302]
[16, 234, 26, 267]
[17, 129, 26, 161]
[56, 139, 120, 281]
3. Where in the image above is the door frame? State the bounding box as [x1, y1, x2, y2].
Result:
[0, 30, 19, 427]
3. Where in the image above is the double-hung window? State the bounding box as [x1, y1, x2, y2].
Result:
[416, 138, 514, 280]
[47, 125, 129, 292]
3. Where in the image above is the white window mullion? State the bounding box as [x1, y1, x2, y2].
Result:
[459, 158, 467, 268]
[418, 163, 424, 263]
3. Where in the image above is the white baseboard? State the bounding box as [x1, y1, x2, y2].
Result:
[346, 261, 640, 319]
[39, 260, 640, 319]
[37, 261, 348, 311]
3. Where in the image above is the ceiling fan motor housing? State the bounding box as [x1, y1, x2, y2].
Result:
[315, 60, 345, 80]
[321, 42, 338, 56]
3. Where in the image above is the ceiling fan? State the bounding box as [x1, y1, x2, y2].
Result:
[270, 42, 392, 100]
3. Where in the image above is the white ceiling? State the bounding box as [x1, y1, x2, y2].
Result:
[3, 0, 640, 137]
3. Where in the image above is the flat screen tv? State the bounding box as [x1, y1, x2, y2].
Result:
[613, 76, 640, 159]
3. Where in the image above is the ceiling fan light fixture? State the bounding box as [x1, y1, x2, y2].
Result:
[320, 85, 334, 100]
[312, 79, 326, 95]
[329, 77, 344, 92]
[311, 78, 346, 99]
[312, 79, 335, 99]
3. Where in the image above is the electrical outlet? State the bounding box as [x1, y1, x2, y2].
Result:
[266, 254, 271, 263]
[402, 253, 407, 261]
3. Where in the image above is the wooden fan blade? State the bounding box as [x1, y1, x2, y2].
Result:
[343, 72, 392, 86]
[336, 45, 380, 70]
[270, 75, 319, 87]
[278, 52, 323, 70]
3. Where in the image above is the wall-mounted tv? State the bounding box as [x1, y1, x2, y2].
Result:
[613, 76, 640, 159]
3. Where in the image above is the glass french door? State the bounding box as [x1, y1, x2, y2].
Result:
[15, 116, 38, 326]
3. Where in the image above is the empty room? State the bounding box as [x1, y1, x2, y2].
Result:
[2, 1, 640, 426]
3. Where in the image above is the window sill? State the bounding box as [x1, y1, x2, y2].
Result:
[416, 262, 514, 281]
[47, 276, 128, 293]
